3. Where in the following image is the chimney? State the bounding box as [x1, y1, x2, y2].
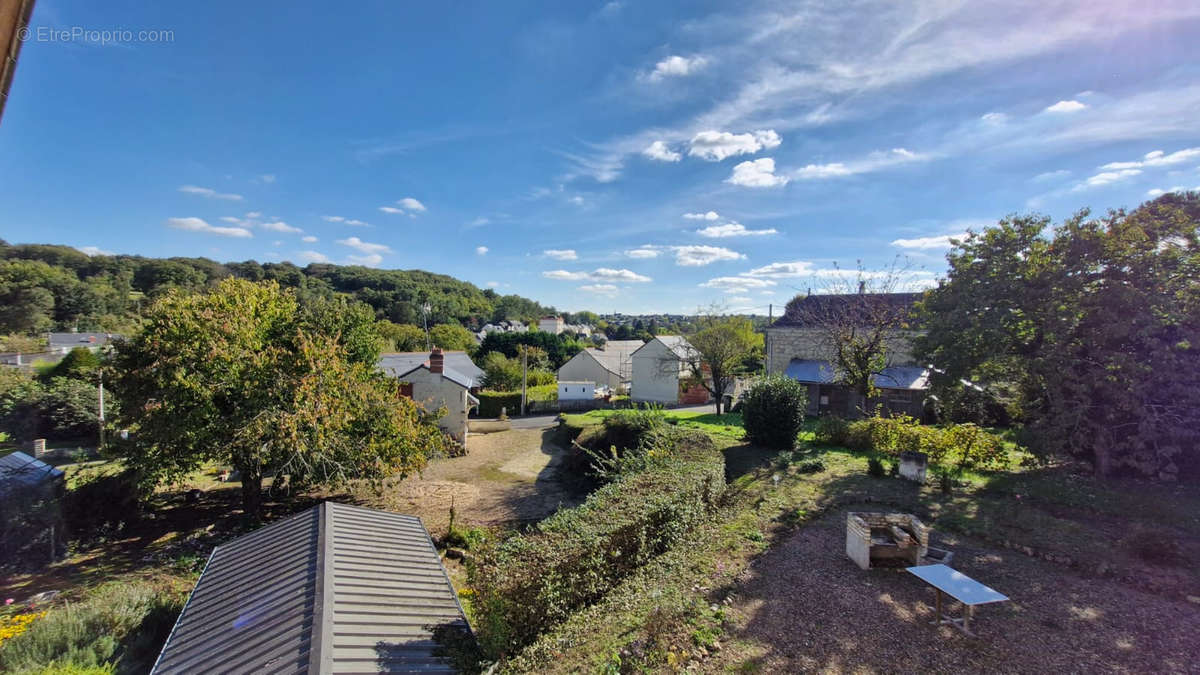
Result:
[858, 281, 866, 295]
[429, 348, 445, 374]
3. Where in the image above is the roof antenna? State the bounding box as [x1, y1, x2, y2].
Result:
[858, 281, 865, 295]
[806, 287, 811, 296]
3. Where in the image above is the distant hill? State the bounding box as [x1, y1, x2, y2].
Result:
[0, 241, 564, 334]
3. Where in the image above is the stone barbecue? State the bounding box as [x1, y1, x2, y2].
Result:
[846, 512, 930, 570]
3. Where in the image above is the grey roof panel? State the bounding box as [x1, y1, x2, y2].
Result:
[0, 451, 65, 495]
[152, 502, 468, 675]
[379, 352, 482, 385]
[783, 359, 930, 391]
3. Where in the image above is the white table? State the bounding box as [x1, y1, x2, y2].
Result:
[907, 564, 1009, 636]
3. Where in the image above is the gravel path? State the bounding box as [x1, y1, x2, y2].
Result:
[708, 505, 1199, 674]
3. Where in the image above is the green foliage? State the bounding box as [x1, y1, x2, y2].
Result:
[814, 414, 850, 446]
[468, 429, 723, 660]
[429, 323, 477, 353]
[0, 374, 112, 442]
[376, 321, 427, 352]
[835, 415, 1009, 473]
[0, 582, 185, 674]
[867, 456, 886, 477]
[740, 375, 808, 449]
[476, 331, 584, 370]
[62, 465, 142, 547]
[480, 352, 522, 391]
[916, 197, 1200, 479]
[109, 278, 447, 519]
[476, 391, 522, 418]
[680, 315, 763, 413]
[43, 347, 101, 382]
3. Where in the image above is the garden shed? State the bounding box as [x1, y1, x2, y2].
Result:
[151, 501, 471, 674]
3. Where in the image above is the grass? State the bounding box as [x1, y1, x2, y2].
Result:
[572, 409, 748, 439]
[501, 423, 1200, 673]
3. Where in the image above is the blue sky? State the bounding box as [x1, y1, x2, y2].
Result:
[2, 1, 1199, 314]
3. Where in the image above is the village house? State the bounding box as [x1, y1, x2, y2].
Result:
[765, 292, 929, 417]
[387, 349, 479, 443]
[556, 338, 644, 392]
[537, 315, 566, 334]
[630, 336, 695, 405]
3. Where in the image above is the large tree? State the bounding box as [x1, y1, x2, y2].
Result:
[680, 315, 763, 413]
[110, 279, 448, 518]
[916, 198, 1200, 479]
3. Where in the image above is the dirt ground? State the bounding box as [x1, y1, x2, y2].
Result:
[707, 505, 1200, 674]
[368, 427, 586, 532]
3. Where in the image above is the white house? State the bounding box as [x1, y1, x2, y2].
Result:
[557, 380, 595, 401]
[630, 336, 694, 404]
[538, 316, 565, 334]
[394, 349, 479, 443]
[556, 339, 644, 392]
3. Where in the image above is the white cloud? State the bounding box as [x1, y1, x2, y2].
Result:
[980, 112, 1007, 125]
[645, 55, 708, 81]
[295, 250, 329, 263]
[178, 185, 243, 201]
[794, 148, 928, 180]
[259, 174, 276, 183]
[75, 246, 113, 256]
[1147, 186, 1198, 197]
[688, 129, 781, 161]
[1033, 169, 1071, 182]
[486, 281, 500, 288]
[468, 217, 491, 227]
[379, 206, 404, 214]
[727, 157, 788, 187]
[579, 284, 620, 296]
[1044, 100, 1087, 113]
[544, 249, 578, 260]
[245, 211, 262, 218]
[543, 268, 652, 283]
[743, 260, 815, 278]
[624, 246, 661, 259]
[337, 236, 392, 256]
[569, 195, 585, 206]
[683, 211, 720, 221]
[302, 235, 318, 243]
[261, 221, 302, 234]
[322, 215, 345, 222]
[166, 217, 252, 238]
[347, 253, 384, 267]
[1099, 147, 1200, 170]
[476, 246, 489, 256]
[891, 233, 967, 250]
[642, 141, 682, 162]
[345, 219, 368, 226]
[699, 276, 777, 292]
[672, 245, 745, 266]
[1074, 168, 1142, 190]
[399, 197, 427, 212]
[728, 295, 754, 305]
[695, 222, 777, 238]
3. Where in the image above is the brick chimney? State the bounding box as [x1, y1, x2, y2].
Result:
[429, 348, 445, 374]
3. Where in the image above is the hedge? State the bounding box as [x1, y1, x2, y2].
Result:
[816, 414, 1009, 472]
[468, 428, 724, 659]
[476, 391, 523, 418]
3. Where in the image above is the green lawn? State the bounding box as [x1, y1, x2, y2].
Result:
[569, 409, 748, 439]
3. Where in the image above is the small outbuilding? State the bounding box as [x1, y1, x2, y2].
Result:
[152, 501, 471, 674]
[557, 380, 595, 401]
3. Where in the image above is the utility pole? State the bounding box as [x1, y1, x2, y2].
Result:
[421, 302, 432, 351]
[520, 347, 528, 416]
[98, 367, 105, 453]
[765, 303, 773, 375]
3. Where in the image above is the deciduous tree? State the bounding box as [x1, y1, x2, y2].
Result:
[680, 314, 763, 413]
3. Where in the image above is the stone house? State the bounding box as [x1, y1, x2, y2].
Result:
[393, 349, 479, 443]
[765, 292, 929, 418]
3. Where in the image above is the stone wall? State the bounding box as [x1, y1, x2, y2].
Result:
[766, 326, 923, 374]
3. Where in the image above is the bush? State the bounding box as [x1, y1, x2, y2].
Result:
[63, 466, 142, 547]
[834, 415, 1010, 474]
[867, 457, 887, 477]
[0, 582, 185, 674]
[813, 414, 850, 446]
[740, 375, 808, 449]
[468, 429, 723, 659]
[476, 391, 522, 418]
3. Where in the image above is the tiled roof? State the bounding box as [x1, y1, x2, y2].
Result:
[152, 502, 469, 674]
[379, 352, 482, 387]
[771, 293, 919, 328]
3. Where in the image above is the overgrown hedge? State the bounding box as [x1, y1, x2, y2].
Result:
[476, 392, 523, 418]
[816, 414, 1009, 471]
[468, 428, 724, 659]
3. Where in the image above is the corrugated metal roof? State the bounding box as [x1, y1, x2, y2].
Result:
[379, 352, 482, 385]
[783, 359, 930, 391]
[0, 451, 64, 495]
[153, 502, 469, 675]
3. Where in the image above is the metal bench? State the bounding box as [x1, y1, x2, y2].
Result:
[906, 563, 1009, 636]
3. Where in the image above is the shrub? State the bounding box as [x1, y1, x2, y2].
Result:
[740, 375, 808, 449]
[840, 415, 1009, 473]
[867, 457, 887, 477]
[468, 429, 723, 659]
[476, 391, 522, 418]
[63, 466, 142, 547]
[814, 414, 850, 446]
[0, 582, 185, 674]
